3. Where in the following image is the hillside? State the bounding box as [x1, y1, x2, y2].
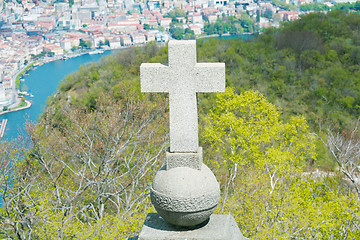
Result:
[0, 10, 359, 239]
[199, 10, 360, 130]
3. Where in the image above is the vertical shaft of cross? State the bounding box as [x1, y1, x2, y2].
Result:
[169, 92, 198, 153]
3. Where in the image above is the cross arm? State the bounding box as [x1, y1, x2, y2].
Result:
[140, 63, 170, 92]
[194, 63, 225, 92]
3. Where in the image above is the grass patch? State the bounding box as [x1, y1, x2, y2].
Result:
[16, 61, 37, 89]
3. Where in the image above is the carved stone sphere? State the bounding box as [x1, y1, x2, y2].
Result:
[150, 164, 220, 227]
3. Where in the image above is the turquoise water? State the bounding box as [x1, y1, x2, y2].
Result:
[200, 33, 256, 41]
[218, 33, 255, 41]
[0, 50, 119, 140]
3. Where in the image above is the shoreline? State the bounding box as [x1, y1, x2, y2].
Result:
[0, 100, 32, 116]
[1, 46, 129, 116]
[196, 32, 254, 39]
[34, 46, 126, 66]
[20, 44, 135, 71]
[30, 44, 142, 68]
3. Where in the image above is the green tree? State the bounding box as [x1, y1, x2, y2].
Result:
[167, 8, 186, 21]
[203, 22, 215, 34]
[143, 23, 151, 30]
[0, 92, 168, 239]
[79, 39, 86, 48]
[271, 0, 295, 11]
[47, 51, 55, 57]
[355, 1, 360, 10]
[98, 40, 104, 47]
[263, 8, 273, 19]
[157, 26, 165, 31]
[170, 25, 185, 39]
[183, 28, 195, 40]
[80, 39, 92, 49]
[86, 41, 92, 48]
[202, 88, 359, 238]
[203, 88, 316, 185]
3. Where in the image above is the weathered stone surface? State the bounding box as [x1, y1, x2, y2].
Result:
[137, 213, 249, 240]
[140, 40, 225, 153]
[166, 147, 202, 170]
[140, 40, 232, 229]
[151, 189, 219, 213]
[154, 207, 217, 227]
[150, 164, 220, 226]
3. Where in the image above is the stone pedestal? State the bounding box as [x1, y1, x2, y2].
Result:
[150, 148, 220, 227]
[138, 213, 248, 240]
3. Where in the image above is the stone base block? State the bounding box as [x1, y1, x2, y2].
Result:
[137, 213, 248, 240]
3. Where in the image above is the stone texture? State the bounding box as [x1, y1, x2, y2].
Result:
[138, 213, 248, 240]
[140, 40, 230, 229]
[150, 188, 219, 212]
[166, 147, 203, 170]
[150, 164, 220, 226]
[140, 40, 225, 153]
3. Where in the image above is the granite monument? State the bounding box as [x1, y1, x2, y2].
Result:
[137, 40, 246, 240]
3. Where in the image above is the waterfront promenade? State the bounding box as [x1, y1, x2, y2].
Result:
[0, 100, 32, 116]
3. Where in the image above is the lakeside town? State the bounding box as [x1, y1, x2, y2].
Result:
[0, 0, 358, 111]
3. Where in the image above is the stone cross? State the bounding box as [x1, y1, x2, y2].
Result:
[140, 40, 225, 153]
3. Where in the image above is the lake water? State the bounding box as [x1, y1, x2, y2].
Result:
[218, 33, 255, 41]
[200, 33, 256, 41]
[0, 50, 119, 140]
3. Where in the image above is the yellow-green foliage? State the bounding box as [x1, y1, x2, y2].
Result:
[203, 88, 359, 239]
[221, 173, 360, 239]
[33, 189, 150, 239]
[203, 88, 316, 177]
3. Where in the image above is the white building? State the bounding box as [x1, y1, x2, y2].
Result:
[0, 84, 10, 107]
[155, 32, 169, 42]
[213, 0, 228, 6]
[109, 38, 121, 48]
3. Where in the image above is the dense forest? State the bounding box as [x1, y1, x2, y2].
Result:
[0, 10, 360, 239]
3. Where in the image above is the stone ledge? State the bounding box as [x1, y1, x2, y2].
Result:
[166, 147, 202, 170]
[137, 213, 249, 240]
